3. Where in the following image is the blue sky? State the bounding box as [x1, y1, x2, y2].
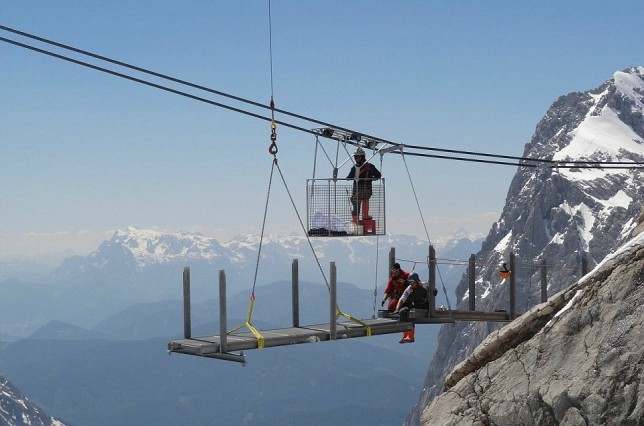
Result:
[1, 1, 643, 256]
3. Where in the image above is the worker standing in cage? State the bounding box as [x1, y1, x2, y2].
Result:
[346, 147, 381, 224]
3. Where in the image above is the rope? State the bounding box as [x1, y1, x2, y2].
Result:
[400, 151, 432, 244]
[274, 160, 369, 332]
[436, 260, 453, 311]
[399, 151, 452, 310]
[268, 0, 275, 101]
[311, 135, 381, 319]
[252, 159, 277, 296]
[397, 255, 576, 271]
[227, 158, 277, 348]
[312, 136, 319, 180]
[267, 0, 278, 155]
[336, 309, 372, 337]
[273, 159, 330, 290]
[228, 5, 278, 348]
[4, 27, 644, 170]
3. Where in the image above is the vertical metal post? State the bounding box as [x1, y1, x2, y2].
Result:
[509, 252, 516, 320]
[389, 247, 396, 271]
[540, 259, 548, 303]
[381, 179, 386, 235]
[219, 270, 227, 353]
[468, 254, 476, 311]
[292, 259, 300, 328]
[183, 267, 191, 339]
[330, 262, 337, 340]
[428, 245, 436, 318]
[328, 179, 333, 236]
[581, 252, 589, 276]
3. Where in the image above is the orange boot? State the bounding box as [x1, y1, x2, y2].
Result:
[399, 331, 409, 344]
[403, 328, 415, 343]
[361, 200, 372, 220]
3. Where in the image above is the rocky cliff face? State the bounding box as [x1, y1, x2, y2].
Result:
[419, 232, 644, 425]
[407, 66, 644, 424]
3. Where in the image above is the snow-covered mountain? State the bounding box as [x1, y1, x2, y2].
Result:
[0, 377, 68, 426]
[407, 66, 644, 423]
[0, 227, 482, 339]
[51, 226, 480, 294]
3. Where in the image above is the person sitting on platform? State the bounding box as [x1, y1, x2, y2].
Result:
[347, 147, 381, 224]
[393, 272, 429, 344]
[381, 263, 409, 313]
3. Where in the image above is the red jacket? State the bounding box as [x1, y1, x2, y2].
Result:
[384, 270, 410, 300]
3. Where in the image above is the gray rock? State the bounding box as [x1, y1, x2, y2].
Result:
[419, 238, 644, 425]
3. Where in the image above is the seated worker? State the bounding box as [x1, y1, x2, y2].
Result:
[394, 272, 429, 343]
[381, 263, 410, 313]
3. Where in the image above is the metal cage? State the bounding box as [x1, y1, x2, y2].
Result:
[306, 178, 386, 237]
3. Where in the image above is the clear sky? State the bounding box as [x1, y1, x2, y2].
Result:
[1, 1, 643, 257]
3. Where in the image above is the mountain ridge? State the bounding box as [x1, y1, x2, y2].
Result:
[0, 230, 482, 340]
[407, 66, 644, 424]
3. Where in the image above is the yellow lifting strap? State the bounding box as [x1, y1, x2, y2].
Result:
[336, 305, 372, 337]
[228, 293, 265, 349]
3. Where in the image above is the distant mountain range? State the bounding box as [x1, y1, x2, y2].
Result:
[0, 229, 482, 340]
[0, 229, 480, 425]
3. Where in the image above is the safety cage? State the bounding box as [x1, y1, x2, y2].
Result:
[307, 178, 386, 237]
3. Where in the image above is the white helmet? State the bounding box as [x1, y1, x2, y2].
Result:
[353, 147, 365, 157]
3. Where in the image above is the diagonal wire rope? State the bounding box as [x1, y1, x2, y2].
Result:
[400, 152, 431, 243]
[0, 25, 361, 144]
[0, 35, 318, 137]
[251, 158, 277, 297]
[273, 159, 330, 290]
[399, 151, 452, 310]
[3, 29, 644, 170]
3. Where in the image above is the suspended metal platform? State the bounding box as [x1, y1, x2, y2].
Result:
[379, 308, 513, 323]
[167, 262, 418, 364]
[167, 246, 523, 363]
[168, 318, 412, 361]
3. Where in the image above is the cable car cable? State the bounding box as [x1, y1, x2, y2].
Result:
[2, 30, 643, 170]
